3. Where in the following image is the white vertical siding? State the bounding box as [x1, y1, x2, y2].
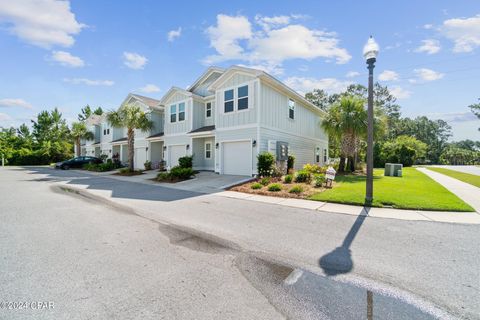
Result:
[215, 127, 258, 174]
[164, 95, 192, 135]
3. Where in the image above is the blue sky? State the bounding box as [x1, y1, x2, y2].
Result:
[0, 0, 479, 140]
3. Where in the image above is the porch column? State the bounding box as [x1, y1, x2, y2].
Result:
[120, 144, 123, 162]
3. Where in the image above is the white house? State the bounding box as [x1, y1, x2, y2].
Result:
[160, 66, 328, 176]
[80, 66, 328, 175]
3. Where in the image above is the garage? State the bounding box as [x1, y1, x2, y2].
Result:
[169, 145, 186, 168]
[222, 141, 252, 176]
[135, 147, 147, 170]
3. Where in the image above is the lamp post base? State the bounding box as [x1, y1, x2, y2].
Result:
[364, 196, 373, 206]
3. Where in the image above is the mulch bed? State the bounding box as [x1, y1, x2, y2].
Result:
[229, 178, 328, 199]
[113, 171, 144, 176]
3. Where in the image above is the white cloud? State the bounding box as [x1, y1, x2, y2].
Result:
[346, 71, 360, 78]
[204, 14, 252, 63]
[423, 24, 433, 29]
[50, 50, 84, 67]
[139, 84, 160, 93]
[415, 39, 441, 54]
[283, 76, 351, 95]
[63, 78, 114, 86]
[0, 112, 12, 121]
[167, 27, 182, 42]
[378, 70, 399, 81]
[428, 111, 478, 122]
[389, 86, 411, 99]
[0, 0, 85, 48]
[441, 14, 480, 52]
[204, 14, 350, 70]
[411, 68, 444, 82]
[255, 14, 291, 30]
[0, 98, 33, 109]
[123, 52, 147, 70]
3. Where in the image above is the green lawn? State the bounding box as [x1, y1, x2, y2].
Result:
[426, 167, 480, 188]
[309, 167, 474, 211]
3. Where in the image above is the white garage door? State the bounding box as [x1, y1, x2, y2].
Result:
[135, 147, 147, 170]
[169, 145, 186, 167]
[222, 141, 251, 176]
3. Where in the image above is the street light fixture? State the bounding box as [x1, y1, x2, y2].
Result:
[363, 36, 379, 205]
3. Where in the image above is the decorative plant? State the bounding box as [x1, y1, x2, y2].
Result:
[257, 152, 275, 177]
[295, 170, 311, 183]
[313, 174, 326, 188]
[260, 177, 271, 186]
[283, 174, 293, 184]
[251, 182, 263, 190]
[178, 155, 193, 168]
[144, 160, 152, 170]
[289, 185, 304, 194]
[287, 155, 295, 172]
[267, 183, 282, 192]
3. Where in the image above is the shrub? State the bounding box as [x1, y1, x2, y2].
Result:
[303, 163, 325, 174]
[97, 161, 115, 172]
[178, 155, 193, 168]
[283, 174, 293, 184]
[287, 155, 295, 172]
[260, 177, 271, 186]
[295, 170, 311, 183]
[257, 152, 275, 177]
[268, 183, 282, 192]
[119, 167, 131, 174]
[313, 174, 326, 188]
[170, 166, 194, 179]
[156, 172, 170, 181]
[271, 165, 284, 178]
[289, 185, 304, 194]
[144, 160, 152, 170]
[251, 182, 263, 190]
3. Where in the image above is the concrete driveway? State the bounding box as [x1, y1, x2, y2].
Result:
[155, 171, 253, 193]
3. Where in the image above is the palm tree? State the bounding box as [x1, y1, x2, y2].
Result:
[321, 96, 367, 172]
[107, 104, 153, 172]
[71, 122, 94, 157]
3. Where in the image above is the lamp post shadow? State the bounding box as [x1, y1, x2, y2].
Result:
[319, 206, 371, 276]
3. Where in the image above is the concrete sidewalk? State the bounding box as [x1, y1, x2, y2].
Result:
[418, 167, 480, 213]
[216, 191, 480, 224]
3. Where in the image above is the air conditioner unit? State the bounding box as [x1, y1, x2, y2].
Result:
[384, 163, 403, 177]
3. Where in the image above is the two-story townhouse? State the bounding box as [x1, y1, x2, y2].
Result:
[83, 114, 102, 157]
[160, 66, 328, 176]
[110, 93, 164, 169]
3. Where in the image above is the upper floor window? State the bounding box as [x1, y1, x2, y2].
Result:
[288, 99, 295, 119]
[107, 128, 110, 135]
[323, 149, 327, 163]
[170, 105, 177, 123]
[178, 102, 185, 121]
[205, 142, 212, 159]
[237, 85, 248, 110]
[224, 89, 234, 113]
[206, 102, 212, 118]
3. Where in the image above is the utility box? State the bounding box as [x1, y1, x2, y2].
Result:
[276, 141, 289, 161]
[384, 163, 403, 177]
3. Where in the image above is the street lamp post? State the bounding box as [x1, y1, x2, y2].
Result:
[363, 36, 379, 205]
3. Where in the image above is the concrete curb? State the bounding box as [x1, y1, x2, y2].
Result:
[214, 191, 480, 225]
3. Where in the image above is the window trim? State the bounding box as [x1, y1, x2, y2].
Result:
[205, 102, 212, 118]
[221, 82, 252, 114]
[288, 99, 295, 120]
[205, 141, 212, 159]
[178, 102, 186, 122]
[224, 89, 234, 113]
[169, 100, 187, 123]
[237, 85, 249, 111]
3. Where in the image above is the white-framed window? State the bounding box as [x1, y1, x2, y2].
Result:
[170, 105, 177, 123]
[206, 102, 212, 118]
[205, 142, 212, 159]
[237, 85, 248, 110]
[178, 102, 185, 121]
[323, 149, 327, 163]
[224, 89, 234, 113]
[288, 99, 295, 119]
[316, 147, 320, 163]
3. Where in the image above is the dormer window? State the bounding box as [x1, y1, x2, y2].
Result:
[206, 102, 212, 118]
[237, 85, 248, 110]
[224, 89, 234, 113]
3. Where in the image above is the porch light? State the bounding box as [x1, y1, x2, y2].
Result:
[146, 147, 149, 151]
[252, 140, 257, 147]
[186, 144, 190, 150]
[215, 143, 219, 149]
[163, 146, 167, 151]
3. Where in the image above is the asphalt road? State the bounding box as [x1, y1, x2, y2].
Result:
[1, 167, 479, 319]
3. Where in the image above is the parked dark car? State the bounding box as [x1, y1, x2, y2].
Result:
[55, 156, 103, 170]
